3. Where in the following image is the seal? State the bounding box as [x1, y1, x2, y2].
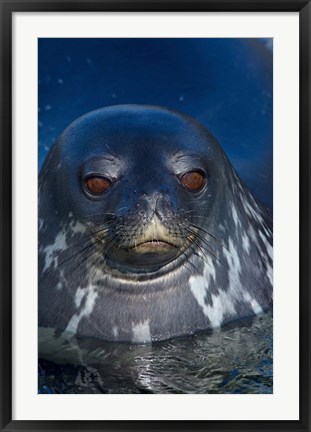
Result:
[38, 105, 273, 343]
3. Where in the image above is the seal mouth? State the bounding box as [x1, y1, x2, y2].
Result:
[105, 233, 185, 275]
[129, 240, 177, 254]
[99, 217, 190, 276]
[119, 217, 183, 256]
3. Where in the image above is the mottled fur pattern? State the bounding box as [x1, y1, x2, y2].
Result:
[39, 106, 272, 343]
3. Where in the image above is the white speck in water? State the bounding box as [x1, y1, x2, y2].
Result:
[45, 105, 52, 111]
[179, 95, 184, 101]
[57, 78, 63, 84]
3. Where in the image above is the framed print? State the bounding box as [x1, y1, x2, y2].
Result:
[1, 1, 310, 431]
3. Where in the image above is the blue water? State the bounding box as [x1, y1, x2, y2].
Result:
[38, 38, 273, 394]
[38, 38, 272, 207]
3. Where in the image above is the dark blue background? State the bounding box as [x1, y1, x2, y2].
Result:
[38, 38, 272, 207]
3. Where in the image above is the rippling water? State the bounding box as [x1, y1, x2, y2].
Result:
[38, 311, 272, 394]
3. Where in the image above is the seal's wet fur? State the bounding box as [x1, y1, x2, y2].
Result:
[39, 105, 272, 343]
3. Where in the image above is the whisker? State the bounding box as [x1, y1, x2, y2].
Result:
[59, 227, 123, 279]
[117, 219, 142, 250]
[181, 256, 201, 274]
[41, 223, 118, 278]
[190, 223, 229, 251]
[64, 240, 104, 278]
[50, 231, 109, 273]
[101, 231, 124, 258]
[43, 223, 113, 256]
[187, 235, 211, 264]
[187, 228, 223, 265]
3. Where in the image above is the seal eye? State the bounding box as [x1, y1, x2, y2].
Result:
[180, 171, 205, 192]
[85, 176, 112, 194]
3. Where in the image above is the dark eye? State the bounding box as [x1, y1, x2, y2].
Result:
[179, 171, 206, 192]
[85, 176, 112, 194]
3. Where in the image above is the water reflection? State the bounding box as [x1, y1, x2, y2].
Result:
[39, 311, 272, 394]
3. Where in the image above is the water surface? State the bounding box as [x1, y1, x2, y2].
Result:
[39, 311, 272, 394]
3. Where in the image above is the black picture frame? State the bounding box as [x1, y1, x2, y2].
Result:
[1, 1, 310, 431]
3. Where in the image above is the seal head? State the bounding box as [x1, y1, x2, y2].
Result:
[39, 105, 273, 342]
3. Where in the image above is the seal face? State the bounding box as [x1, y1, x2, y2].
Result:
[38, 105, 273, 343]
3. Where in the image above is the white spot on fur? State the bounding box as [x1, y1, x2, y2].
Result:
[190, 260, 237, 327]
[64, 285, 98, 335]
[259, 230, 273, 260]
[243, 292, 263, 315]
[224, 237, 242, 288]
[248, 226, 260, 248]
[188, 187, 272, 329]
[189, 262, 216, 317]
[242, 233, 250, 253]
[74, 287, 85, 308]
[132, 320, 151, 343]
[43, 230, 68, 272]
[69, 219, 87, 235]
[249, 228, 273, 286]
[262, 224, 272, 238]
[242, 194, 264, 224]
[231, 204, 240, 228]
[189, 277, 210, 317]
[112, 326, 119, 338]
[207, 238, 243, 326]
[262, 254, 273, 286]
[266, 263, 273, 285]
[39, 219, 44, 231]
[205, 291, 236, 327]
[56, 282, 62, 290]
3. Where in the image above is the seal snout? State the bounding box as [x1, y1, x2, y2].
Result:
[129, 217, 179, 255]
